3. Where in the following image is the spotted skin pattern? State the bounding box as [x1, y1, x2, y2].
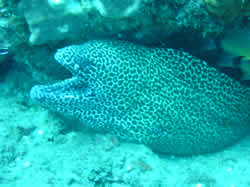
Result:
[30, 40, 250, 155]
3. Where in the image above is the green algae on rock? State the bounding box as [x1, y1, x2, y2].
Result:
[205, 0, 250, 22]
[30, 40, 250, 156]
[220, 27, 250, 80]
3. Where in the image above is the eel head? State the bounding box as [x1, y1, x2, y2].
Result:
[30, 44, 99, 118]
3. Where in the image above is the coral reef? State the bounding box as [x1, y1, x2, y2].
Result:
[92, 0, 142, 18]
[16, 0, 223, 46]
[0, 0, 28, 49]
[19, 0, 155, 45]
[175, 0, 223, 37]
[0, 0, 223, 83]
[0, 0, 28, 67]
[19, 0, 85, 45]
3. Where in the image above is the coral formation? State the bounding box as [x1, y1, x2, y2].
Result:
[16, 0, 224, 46]
[19, 0, 85, 45]
[92, 0, 142, 18]
[0, 0, 28, 49]
[18, 0, 156, 45]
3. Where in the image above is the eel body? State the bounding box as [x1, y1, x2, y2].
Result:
[30, 40, 250, 155]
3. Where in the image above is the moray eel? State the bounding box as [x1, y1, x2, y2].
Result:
[30, 40, 250, 155]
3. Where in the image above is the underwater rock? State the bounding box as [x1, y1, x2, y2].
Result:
[175, 0, 224, 36]
[18, 0, 223, 46]
[30, 40, 250, 156]
[19, 0, 154, 45]
[19, 0, 85, 45]
[92, 0, 142, 18]
[0, 0, 28, 50]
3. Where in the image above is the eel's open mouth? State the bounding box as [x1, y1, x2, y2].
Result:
[30, 77, 95, 110]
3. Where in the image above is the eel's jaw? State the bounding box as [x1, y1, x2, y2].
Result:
[30, 77, 96, 114]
